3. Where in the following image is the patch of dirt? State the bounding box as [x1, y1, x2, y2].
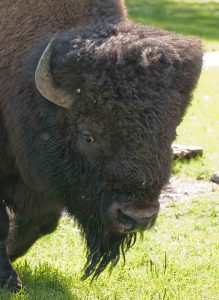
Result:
[160, 176, 219, 208]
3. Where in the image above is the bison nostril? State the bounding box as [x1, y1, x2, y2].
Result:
[117, 210, 136, 232]
[107, 202, 159, 234]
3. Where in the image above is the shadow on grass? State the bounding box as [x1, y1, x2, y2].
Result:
[0, 261, 78, 300]
[127, 0, 219, 41]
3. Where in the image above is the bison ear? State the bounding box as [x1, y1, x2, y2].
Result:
[35, 38, 74, 108]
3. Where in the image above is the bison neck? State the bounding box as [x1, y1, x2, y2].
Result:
[0, 0, 126, 43]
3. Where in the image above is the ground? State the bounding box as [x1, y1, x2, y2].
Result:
[160, 176, 219, 208]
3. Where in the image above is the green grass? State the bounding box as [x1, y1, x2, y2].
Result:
[127, 0, 219, 51]
[0, 195, 218, 299]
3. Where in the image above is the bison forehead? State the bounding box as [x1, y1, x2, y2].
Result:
[51, 22, 179, 95]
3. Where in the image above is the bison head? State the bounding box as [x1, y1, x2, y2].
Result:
[31, 22, 202, 279]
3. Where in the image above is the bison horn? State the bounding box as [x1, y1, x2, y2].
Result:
[35, 38, 73, 108]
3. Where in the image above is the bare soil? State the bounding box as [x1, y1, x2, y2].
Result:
[160, 176, 219, 208]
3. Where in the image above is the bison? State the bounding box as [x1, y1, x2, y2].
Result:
[0, 0, 202, 291]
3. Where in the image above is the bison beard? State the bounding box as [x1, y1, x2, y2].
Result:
[71, 182, 139, 279]
[82, 223, 137, 280]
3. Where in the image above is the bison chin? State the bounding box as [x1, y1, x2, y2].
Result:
[81, 223, 137, 280]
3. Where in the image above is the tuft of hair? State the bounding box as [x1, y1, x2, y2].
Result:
[82, 231, 137, 280]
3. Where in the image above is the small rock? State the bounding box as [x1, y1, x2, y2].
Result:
[210, 173, 219, 184]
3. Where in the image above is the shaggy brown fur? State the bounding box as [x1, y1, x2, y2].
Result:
[0, 0, 202, 291]
[0, 0, 126, 166]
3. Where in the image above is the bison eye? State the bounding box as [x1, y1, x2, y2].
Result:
[81, 130, 95, 144]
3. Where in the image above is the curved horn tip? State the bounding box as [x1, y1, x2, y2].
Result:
[35, 38, 73, 109]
